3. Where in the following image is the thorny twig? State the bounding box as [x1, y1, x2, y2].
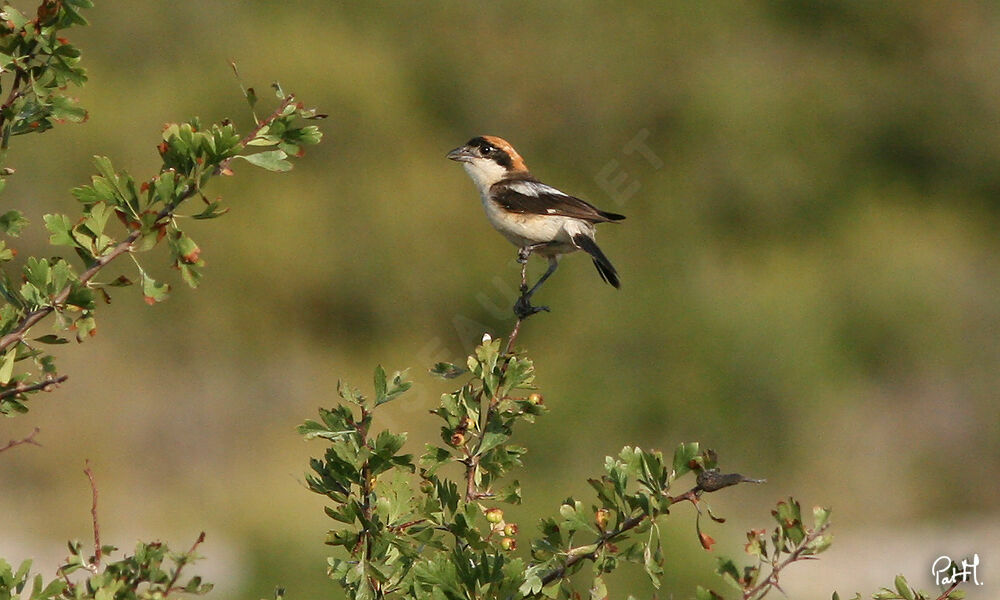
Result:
[0, 426, 42, 454]
[84, 460, 101, 566]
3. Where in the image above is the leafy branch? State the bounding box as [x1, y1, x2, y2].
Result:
[0, 78, 321, 416]
[302, 325, 777, 600]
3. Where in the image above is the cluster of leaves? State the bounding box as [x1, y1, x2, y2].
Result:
[835, 575, 966, 600]
[0, 0, 90, 190]
[0, 535, 211, 600]
[0, 0, 322, 416]
[301, 337, 784, 600]
[704, 498, 832, 600]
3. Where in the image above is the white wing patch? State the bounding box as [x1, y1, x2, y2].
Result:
[506, 180, 568, 198]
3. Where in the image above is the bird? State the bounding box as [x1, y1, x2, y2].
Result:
[447, 135, 625, 318]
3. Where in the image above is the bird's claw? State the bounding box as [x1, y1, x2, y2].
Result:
[513, 296, 550, 320]
[516, 248, 531, 264]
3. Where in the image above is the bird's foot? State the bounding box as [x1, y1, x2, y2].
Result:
[516, 247, 532, 264]
[514, 295, 550, 320]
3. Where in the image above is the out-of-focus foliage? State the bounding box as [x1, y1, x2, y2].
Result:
[1, 1, 997, 599]
[1, 534, 212, 600]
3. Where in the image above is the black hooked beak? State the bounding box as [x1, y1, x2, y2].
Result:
[446, 145, 476, 162]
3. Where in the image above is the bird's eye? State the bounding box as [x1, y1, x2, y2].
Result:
[480, 145, 494, 156]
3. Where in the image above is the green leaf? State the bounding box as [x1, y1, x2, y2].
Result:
[44, 214, 76, 247]
[477, 418, 508, 455]
[34, 335, 69, 345]
[192, 201, 229, 220]
[337, 380, 365, 405]
[83, 202, 111, 238]
[141, 272, 169, 305]
[374, 365, 387, 404]
[672, 442, 700, 479]
[558, 501, 596, 534]
[0, 348, 15, 385]
[23, 258, 51, 290]
[590, 576, 607, 600]
[375, 367, 410, 406]
[74, 315, 96, 341]
[813, 505, 832, 529]
[0, 210, 28, 236]
[50, 260, 72, 294]
[500, 356, 534, 393]
[297, 419, 354, 441]
[430, 362, 465, 379]
[64, 284, 95, 310]
[20, 283, 45, 308]
[498, 479, 522, 504]
[50, 95, 88, 124]
[237, 150, 292, 172]
[636, 523, 664, 588]
[894, 575, 914, 600]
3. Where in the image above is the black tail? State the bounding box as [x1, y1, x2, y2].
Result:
[572, 233, 620, 289]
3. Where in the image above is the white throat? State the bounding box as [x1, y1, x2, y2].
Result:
[462, 158, 509, 192]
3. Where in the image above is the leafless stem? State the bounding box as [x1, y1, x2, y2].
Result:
[0, 94, 301, 354]
[0, 427, 41, 454]
[83, 460, 101, 566]
[504, 318, 524, 356]
[0, 374, 68, 400]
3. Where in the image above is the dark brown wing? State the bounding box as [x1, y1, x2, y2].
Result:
[491, 179, 626, 223]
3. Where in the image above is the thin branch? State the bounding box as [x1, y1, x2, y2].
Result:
[0, 426, 41, 454]
[217, 94, 298, 174]
[740, 522, 831, 600]
[538, 487, 701, 587]
[0, 94, 301, 354]
[0, 203, 173, 352]
[932, 580, 962, 600]
[83, 460, 101, 566]
[0, 374, 68, 400]
[503, 318, 524, 357]
[164, 532, 206, 594]
[464, 454, 481, 503]
[463, 274, 534, 500]
[0, 64, 29, 142]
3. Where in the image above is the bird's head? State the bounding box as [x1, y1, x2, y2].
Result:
[447, 136, 529, 189]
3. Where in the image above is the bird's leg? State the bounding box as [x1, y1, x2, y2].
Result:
[516, 242, 552, 294]
[514, 255, 559, 319]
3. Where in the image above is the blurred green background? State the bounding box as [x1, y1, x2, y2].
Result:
[1, 1, 998, 598]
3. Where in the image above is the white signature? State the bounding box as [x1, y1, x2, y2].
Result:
[931, 554, 983, 586]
